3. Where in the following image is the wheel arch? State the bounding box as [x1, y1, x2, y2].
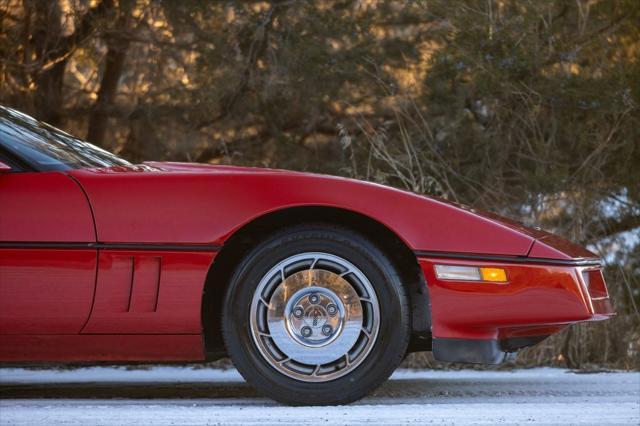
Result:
[201, 205, 431, 358]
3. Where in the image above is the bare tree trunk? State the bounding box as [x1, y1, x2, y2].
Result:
[31, 0, 64, 125]
[86, 0, 134, 146]
[34, 60, 66, 125]
[86, 39, 129, 145]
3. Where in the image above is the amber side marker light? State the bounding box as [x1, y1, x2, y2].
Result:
[435, 265, 508, 283]
[480, 267, 508, 282]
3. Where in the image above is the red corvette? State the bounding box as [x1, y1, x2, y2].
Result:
[0, 106, 613, 405]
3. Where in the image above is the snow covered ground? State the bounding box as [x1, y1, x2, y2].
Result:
[0, 366, 638, 425]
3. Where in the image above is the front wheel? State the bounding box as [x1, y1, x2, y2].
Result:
[222, 224, 410, 405]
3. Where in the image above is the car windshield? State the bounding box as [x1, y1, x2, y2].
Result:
[0, 106, 130, 171]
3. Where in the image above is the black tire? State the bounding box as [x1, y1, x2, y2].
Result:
[222, 223, 410, 405]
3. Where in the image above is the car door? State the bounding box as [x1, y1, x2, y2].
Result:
[0, 166, 97, 334]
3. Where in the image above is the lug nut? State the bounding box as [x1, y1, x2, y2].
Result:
[308, 293, 320, 304]
[301, 326, 312, 337]
[326, 304, 338, 316]
[293, 307, 304, 318]
[321, 325, 333, 336]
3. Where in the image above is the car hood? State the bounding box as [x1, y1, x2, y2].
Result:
[87, 162, 599, 262]
[429, 196, 598, 261]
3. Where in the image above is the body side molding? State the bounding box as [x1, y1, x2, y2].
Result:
[0, 242, 222, 252]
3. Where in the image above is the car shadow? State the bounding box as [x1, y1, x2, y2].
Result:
[0, 377, 543, 401]
[0, 381, 261, 400]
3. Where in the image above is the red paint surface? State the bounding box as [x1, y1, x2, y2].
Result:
[419, 258, 614, 340]
[0, 335, 204, 361]
[69, 163, 537, 256]
[528, 237, 597, 260]
[82, 250, 215, 334]
[0, 172, 97, 335]
[0, 172, 95, 242]
[0, 249, 96, 334]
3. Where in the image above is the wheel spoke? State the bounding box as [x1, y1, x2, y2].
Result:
[311, 364, 321, 376]
[361, 327, 371, 339]
[310, 257, 319, 270]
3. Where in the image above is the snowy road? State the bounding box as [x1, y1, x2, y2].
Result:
[0, 367, 638, 425]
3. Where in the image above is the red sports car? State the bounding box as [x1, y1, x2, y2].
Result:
[0, 106, 613, 405]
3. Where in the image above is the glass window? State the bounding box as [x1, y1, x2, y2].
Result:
[0, 106, 131, 171]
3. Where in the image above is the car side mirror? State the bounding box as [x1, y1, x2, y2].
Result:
[0, 160, 12, 173]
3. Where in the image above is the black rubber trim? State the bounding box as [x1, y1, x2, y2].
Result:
[432, 335, 550, 364]
[414, 250, 602, 267]
[0, 242, 222, 252]
[92, 243, 221, 251]
[500, 335, 550, 352]
[432, 338, 510, 364]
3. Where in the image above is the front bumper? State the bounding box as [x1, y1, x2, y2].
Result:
[418, 256, 614, 364]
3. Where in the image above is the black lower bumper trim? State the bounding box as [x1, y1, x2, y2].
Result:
[432, 335, 549, 364]
[433, 338, 510, 364]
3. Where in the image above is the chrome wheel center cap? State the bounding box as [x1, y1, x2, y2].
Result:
[265, 268, 364, 365]
[285, 287, 344, 347]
